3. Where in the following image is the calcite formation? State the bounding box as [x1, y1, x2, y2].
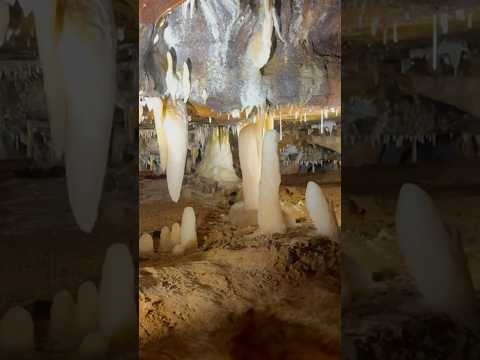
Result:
[50, 290, 76, 350]
[180, 207, 197, 250]
[197, 127, 239, 183]
[170, 222, 181, 246]
[238, 124, 261, 210]
[139, 233, 154, 255]
[76, 281, 99, 338]
[258, 130, 286, 234]
[159, 226, 173, 252]
[0, 306, 34, 355]
[163, 98, 188, 202]
[305, 181, 339, 241]
[99, 244, 136, 343]
[396, 183, 479, 329]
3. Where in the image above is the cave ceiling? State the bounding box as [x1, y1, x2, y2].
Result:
[139, 0, 341, 119]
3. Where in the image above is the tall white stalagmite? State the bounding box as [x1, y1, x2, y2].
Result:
[163, 98, 188, 202]
[238, 124, 261, 210]
[0, 2, 9, 47]
[145, 97, 168, 173]
[0, 306, 34, 355]
[305, 181, 339, 241]
[76, 281, 99, 338]
[180, 207, 197, 250]
[58, 1, 117, 232]
[99, 244, 136, 342]
[396, 183, 479, 329]
[197, 127, 239, 182]
[258, 130, 286, 234]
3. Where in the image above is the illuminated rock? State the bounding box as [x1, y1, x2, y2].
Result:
[99, 244, 136, 342]
[305, 181, 339, 241]
[0, 306, 34, 355]
[258, 130, 286, 234]
[396, 183, 479, 329]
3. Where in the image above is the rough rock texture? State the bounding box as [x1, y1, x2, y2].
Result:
[140, 235, 340, 359]
[140, 0, 340, 112]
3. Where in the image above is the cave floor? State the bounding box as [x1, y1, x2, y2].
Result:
[139, 171, 341, 359]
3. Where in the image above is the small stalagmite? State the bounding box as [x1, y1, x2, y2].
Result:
[50, 290, 77, 350]
[238, 124, 261, 210]
[99, 243, 136, 343]
[0, 306, 34, 355]
[396, 183, 479, 329]
[258, 130, 286, 234]
[170, 222, 181, 246]
[139, 233, 154, 255]
[181, 207, 197, 250]
[305, 181, 339, 241]
[76, 281, 99, 338]
[159, 226, 173, 252]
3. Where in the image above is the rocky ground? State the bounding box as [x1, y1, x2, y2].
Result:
[139, 172, 341, 359]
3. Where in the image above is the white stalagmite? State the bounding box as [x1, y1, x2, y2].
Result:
[238, 124, 261, 210]
[0, 306, 34, 355]
[57, 1, 117, 232]
[139, 233, 154, 255]
[76, 281, 98, 338]
[258, 130, 286, 234]
[159, 226, 172, 252]
[145, 97, 168, 173]
[0, 1, 9, 47]
[78, 332, 109, 359]
[50, 290, 77, 350]
[99, 244, 136, 343]
[305, 181, 339, 241]
[180, 207, 197, 250]
[171, 223, 181, 246]
[197, 127, 239, 183]
[163, 98, 188, 202]
[396, 183, 479, 329]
